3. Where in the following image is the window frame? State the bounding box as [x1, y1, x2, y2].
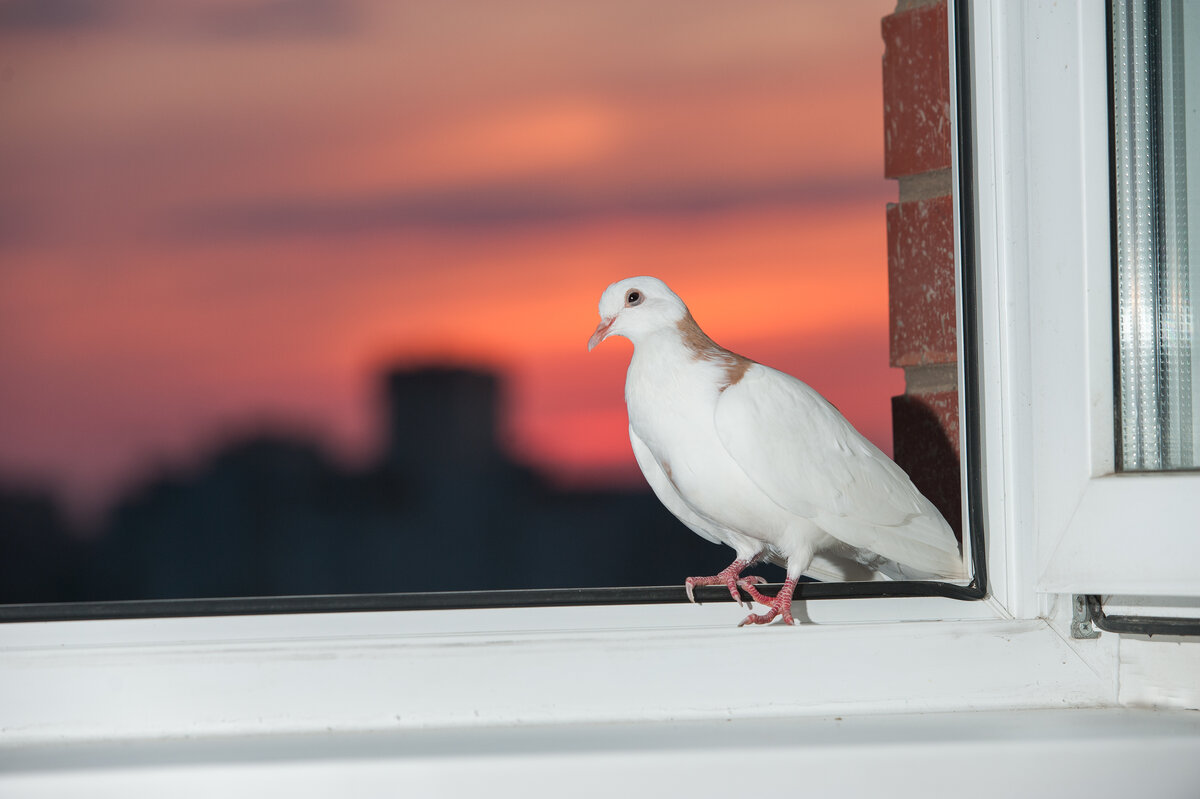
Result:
[967, 0, 1200, 601]
[6, 0, 1200, 751]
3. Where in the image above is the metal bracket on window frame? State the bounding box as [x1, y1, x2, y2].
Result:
[1071, 595, 1101, 639]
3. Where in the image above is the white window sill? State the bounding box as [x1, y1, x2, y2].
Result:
[4, 592, 1200, 798]
[0, 596, 1127, 746]
[3, 709, 1200, 799]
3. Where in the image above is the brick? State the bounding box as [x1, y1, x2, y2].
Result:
[882, 0, 951, 178]
[887, 194, 956, 367]
[892, 390, 961, 537]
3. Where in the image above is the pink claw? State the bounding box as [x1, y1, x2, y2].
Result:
[737, 577, 798, 627]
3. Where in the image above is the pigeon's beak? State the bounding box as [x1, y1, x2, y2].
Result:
[587, 316, 615, 352]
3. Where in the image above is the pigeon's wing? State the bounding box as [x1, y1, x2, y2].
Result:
[629, 426, 723, 547]
[714, 365, 963, 577]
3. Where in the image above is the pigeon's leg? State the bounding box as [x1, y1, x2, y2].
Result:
[737, 577, 798, 626]
[737, 549, 810, 626]
[684, 555, 766, 607]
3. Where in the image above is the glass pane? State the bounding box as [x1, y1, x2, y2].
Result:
[0, 1, 901, 604]
[1113, 0, 1200, 470]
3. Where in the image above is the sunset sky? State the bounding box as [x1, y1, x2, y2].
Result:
[0, 0, 900, 522]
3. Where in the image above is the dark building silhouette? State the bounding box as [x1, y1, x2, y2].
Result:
[383, 367, 504, 476]
[0, 485, 87, 604]
[2, 365, 747, 604]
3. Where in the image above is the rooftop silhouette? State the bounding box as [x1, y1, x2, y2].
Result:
[1, 364, 763, 605]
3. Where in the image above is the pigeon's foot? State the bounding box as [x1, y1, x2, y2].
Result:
[684, 559, 765, 607]
[737, 577, 799, 626]
[738, 581, 773, 607]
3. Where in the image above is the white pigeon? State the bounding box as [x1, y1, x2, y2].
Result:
[588, 276, 964, 626]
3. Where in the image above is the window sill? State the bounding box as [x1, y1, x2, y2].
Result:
[1, 596, 1119, 746]
[4, 709, 1200, 798]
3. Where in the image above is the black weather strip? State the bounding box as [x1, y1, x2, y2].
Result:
[1087, 595, 1200, 637]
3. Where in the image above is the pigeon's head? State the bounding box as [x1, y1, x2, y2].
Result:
[588, 276, 689, 351]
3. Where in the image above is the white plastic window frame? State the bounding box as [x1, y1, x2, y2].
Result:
[969, 0, 1200, 604]
[0, 0, 1151, 748]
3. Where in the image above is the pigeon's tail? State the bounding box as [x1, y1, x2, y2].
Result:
[874, 556, 966, 582]
[817, 508, 965, 582]
[803, 552, 896, 583]
[809, 544, 965, 584]
[863, 512, 967, 581]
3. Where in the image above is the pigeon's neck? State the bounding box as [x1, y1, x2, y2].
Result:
[674, 312, 724, 358]
[630, 312, 755, 393]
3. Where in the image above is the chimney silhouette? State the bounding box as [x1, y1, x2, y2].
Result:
[381, 366, 502, 476]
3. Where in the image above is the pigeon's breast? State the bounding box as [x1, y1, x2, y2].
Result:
[625, 356, 794, 545]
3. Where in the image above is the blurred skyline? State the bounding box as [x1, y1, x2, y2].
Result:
[0, 0, 900, 523]
[1, 365, 752, 604]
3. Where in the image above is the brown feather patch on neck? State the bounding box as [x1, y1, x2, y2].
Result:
[676, 312, 754, 391]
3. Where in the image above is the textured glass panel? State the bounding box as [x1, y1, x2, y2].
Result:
[1113, 0, 1200, 470]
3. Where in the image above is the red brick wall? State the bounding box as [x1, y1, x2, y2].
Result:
[882, 0, 960, 536]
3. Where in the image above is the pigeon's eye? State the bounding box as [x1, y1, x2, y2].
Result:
[625, 290, 643, 307]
